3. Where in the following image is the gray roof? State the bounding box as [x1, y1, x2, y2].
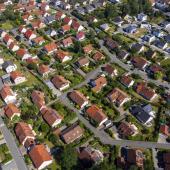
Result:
[2, 61, 14, 70]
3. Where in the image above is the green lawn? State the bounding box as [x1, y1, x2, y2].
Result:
[0, 21, 13, 30]
[160, 58, 170, 67]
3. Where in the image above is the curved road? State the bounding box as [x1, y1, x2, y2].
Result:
[60, 97, 170, 149]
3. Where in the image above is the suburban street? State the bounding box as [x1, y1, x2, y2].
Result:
[60, 96, 170, 149]
[0, 117, 27, 170]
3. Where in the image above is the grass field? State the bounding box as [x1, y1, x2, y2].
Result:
[0, 21, 13, 30]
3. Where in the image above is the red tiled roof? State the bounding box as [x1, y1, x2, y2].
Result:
[29, 145, 52, 169]
[86, 105, 107, 125]
[4, 103, 20, 119]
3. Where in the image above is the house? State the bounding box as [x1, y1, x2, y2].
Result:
[86, 105, 108, 126]
[164, 34, 170, 43]
[69, 90, 89, 108]
[45, 29, 57, 37]
[76, 31, 85, 41]
[140, 22, 151, 29]
[31, 90, 45, 110]
[0, 86, 17, 104]
[152, 29, 164, 38]
[145, 49, 157, 58]
[126, 149, 144, 167]
[113, 16, 123, 27]
[2, 61, 17, 73]
[26, 57, 39, 65]
[83, 44, 93, 54]
[120, 75, 134, 88]
[44, 15, 55, 25]
[117, 50, 129, 60]
[137, 13, 147, 21]
[29, 144, 52, 170]
[135, 82, 157, 101]
[55, 11, 66, 20]
[107, 88, 130, 107]
[41, 107, 63, 127]
[0, 57, 4, 66]
[60, 2, 71, 10]
[142, 34, 156, 43]
[60, 124, 84, 144]
[76, 57, 89, 67]
[0, 30, 7, 38]
[163, 152, 170, 170]
[40, 2, 50, 11]
[160, 124, 170, 136]
[88, 16, 98, 24]
[130, 104, 155, 126]
[72, 20, 84, 32]
[4, 103, 21, 120]
[154, 40, 168, 50]
[100, 23, 110, 31]
[62, 37, 73, 47]
[118, 121, 138, 138]
[43, 42, 57, 54]
[31, 20, 45, 30]
[8, 42, 19, 52]
[15, 122, 35, 148]
[63, 17, 72, 25]
[148, 64, 163, 76]
[131, 57, 148, 71]
[16, 48, 32, 61]
[61, 24, 71, 34]
[92, 51, 105, 61]
[89, 75, 107, 93]
[78, 147, 104, 167]
[104, 37, 119, 50]
[0, 3, 5, 12]
[52, 75, 70, 91]
[77, 7, 86, 15]
[85, 5, 95, 13]
[24, 29, 36, 40]
[38, 64, 50, 77]
[131, 43, 145, 53]
[32, 36, 45, 46]
[18, 26, 27, 33]
[22, 13, 34, 21]
[123, 25, 137, 34]
[10, 71, 26, 84]
[1, 74, 11, 85]
[102, 64, 118, 77]
[3, 34, 14, 46]
[55, 50, 72, 63]
[160, 21, 170, 32]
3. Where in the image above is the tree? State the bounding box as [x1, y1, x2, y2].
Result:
[27, 63, 37, 70]
[48, 133, 61, 146]
[39, 123, 49, 133]
[90, 160, 116, 170]
[128, 0, 139, 16]
[60, 145, 78, 170]
[142, 0, 152, 14]
[154, 71, 163, 80]
[104, 4, 118, 19]
[74, 41, 82, 53]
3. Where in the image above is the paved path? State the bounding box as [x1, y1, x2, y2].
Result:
[2, 160, 18, 170]
[0, 117, 27, 170]
[60, 97, 170, 149]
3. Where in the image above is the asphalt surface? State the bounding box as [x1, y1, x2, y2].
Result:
[60, 96, 170, 149]
[0, 117, 27, 170]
